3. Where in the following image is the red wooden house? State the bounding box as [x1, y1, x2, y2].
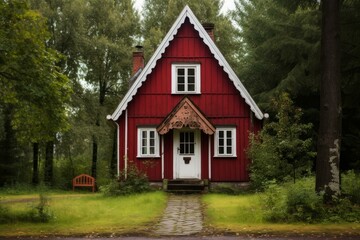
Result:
[107, 6, 263, 185]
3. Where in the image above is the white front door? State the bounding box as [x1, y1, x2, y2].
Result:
[173, 129, 201, 179]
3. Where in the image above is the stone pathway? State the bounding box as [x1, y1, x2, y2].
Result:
[153, 194, 203, 236]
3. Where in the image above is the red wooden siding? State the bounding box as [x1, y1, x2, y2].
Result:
[117, 18, 261, 182]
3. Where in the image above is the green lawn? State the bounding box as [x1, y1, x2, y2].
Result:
[2, 191, 360, 237]
[0, 191, 167, 237]
[203, 193, 360, 236]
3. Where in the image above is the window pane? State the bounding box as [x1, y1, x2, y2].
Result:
[180, 132, 184, 142]
[178, 76, 185, 84]
[188, 68, 195, 76]
[227, 130, 232, 138]
[142, 147, 147, 155]
[150, 131, 155, 138]
[219, 131, 224, 138]
[150, 138, 155, 147]
[150, 147, 155, 154]
[189, 132, 194, 142]
[190, 144, 194, 154]
[142, 131, 147, 139]
[219, 138, 224, 146]
[178, 68, 185, 75]
[188, 76, 195, 84]
[188, 83, 195, 91]
[178, 83, 184, 91]
[227, 146, 232, 154]
[142, 138, 147, 147]
[227, 138, 232, 146]
[219, 146, 224, 154]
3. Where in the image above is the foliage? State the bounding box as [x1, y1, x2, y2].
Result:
[25, 194, 54, 223]
[204, 192, 360, 235]
[262, 177, 360, 223]
[247, 93, 315, 189]
[0, 194, 53, 224]
[341, 170, 360, 204]
[0, 0, 71, 142]
[0, 204, 11, 224]
[100, 163, 151, 196]
[232, 0, 320, 111]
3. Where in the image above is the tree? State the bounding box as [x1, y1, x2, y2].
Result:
[340, 0, 360, 170]
[81, 0, 140, 179]
[232, 0, 320, 113]
[247, 93, 315, 189]
[315, 0, 341, 200]
[0, 0, 71, 186]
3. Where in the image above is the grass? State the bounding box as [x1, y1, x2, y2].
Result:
[203, 193, 360, 236]
[0, 191, 167, 237]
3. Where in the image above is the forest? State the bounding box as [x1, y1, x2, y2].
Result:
[0, 0, 359, 192]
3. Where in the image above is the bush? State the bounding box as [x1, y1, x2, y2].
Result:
[262, 181, 287, 222]
[285, 178, 324, 222]
[342, 170, 360, 204]
[24, 194, 54, 223]
[247, 93, 315, 190]
[262, 177, 360, 223]
[0, 204, 11, 223]
[100, 163, 151, 196]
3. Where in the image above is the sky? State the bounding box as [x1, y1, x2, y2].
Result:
[133, 0, 236, 15]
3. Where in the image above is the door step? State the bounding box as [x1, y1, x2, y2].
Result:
[165, 179, 207, 193]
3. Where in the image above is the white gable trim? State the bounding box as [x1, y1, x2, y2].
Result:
[107, 5, 263, 121]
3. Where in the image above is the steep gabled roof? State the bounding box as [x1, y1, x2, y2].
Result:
[107, 5, 263, 121]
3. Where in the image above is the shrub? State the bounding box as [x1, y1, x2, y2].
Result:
[342, 170, 360, 204]
[262, 181, 287, 222]
[247, 93, 315, 190]
[285, 178, 324, 222]
[100, 163, 151, 196]
[0, 204, 11, 223]
[24, 194, 54, 223]
[262, 177, 360, 223]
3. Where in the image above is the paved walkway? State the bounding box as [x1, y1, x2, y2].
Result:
[153, 194, 203, 236]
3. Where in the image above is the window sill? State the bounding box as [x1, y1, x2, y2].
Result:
[213, 155, 237, 158]
[172, 92, 201, 95]
[137, 155, 160, 159]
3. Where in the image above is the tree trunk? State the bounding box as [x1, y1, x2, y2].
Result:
[32, 142, 39, 185]
[316, 0, 342, 200]
[44, 141, 54, 185]
[0, 106, 17, 186]
[91, 136, 97, 179]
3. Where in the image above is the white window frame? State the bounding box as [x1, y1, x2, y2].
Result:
[214, 127, 237, 157]
[137, 128, 160, 158]
[171, 63, 201, 94]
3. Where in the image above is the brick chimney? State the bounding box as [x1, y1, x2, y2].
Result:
[132, 45, 144, 75]
[202, 23, 215, 41]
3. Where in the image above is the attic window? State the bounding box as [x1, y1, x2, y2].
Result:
[171, 64, 201, 94]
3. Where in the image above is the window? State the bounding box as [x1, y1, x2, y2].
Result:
[179, 131, 195, 155]
[137, 128, 160, 158]
[171, 64, 201, 94]
[214, 127, 236, 157]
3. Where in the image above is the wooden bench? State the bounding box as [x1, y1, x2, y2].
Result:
[72, 174, 96, 192]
